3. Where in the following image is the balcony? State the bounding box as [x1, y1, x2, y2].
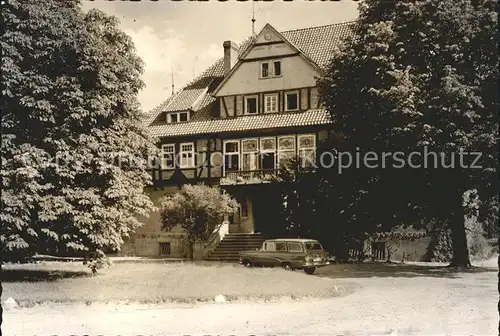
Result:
[220, 169, 281, 185]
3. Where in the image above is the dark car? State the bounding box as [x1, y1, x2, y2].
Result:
[239, 238, 329, 275]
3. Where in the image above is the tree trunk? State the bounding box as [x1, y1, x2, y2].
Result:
[449, 199, 471, 267]
[497, 251, 499, 335]
[1, 256, 3, 336]
[188, 241, 194, 260]
[335, 236, 350, 263]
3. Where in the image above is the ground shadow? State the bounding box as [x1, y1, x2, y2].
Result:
[315, 262, 497, 279]
[1, 269, 91, 282]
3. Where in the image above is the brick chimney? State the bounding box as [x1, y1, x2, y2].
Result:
[223, 40, 238, 76]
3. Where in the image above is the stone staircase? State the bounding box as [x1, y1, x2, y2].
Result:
[204, 233, 266, 261]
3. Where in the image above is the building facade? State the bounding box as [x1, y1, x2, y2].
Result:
[121, 21, 356, 258]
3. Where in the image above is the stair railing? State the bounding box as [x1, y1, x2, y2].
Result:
[203, 220, 229, 258]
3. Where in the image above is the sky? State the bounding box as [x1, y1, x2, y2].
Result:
[81, 1, 359, 112]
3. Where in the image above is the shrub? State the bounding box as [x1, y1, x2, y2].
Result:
[427, 227, 453, 262]
[466, 216, 493, 261]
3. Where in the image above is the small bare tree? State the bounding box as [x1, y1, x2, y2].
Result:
[159, 185, 239, 260]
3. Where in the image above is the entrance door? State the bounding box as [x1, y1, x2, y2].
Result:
[252, 187, 284, 237]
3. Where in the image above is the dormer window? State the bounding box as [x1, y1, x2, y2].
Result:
[167, 111, 189, 123]
[260, 60, 282, 79]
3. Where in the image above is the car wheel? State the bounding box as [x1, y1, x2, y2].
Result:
[243, 260, 252, 268]
[303, 267, 316, 275]
[281, 263, 293, 271]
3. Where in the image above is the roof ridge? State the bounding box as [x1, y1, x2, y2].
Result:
[281, 20, 357, 34]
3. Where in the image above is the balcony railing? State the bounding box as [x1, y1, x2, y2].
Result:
[220, 169, 281, 185]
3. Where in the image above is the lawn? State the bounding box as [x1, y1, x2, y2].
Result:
[1, 261, 352, 306]
[2, 257, 497, 336]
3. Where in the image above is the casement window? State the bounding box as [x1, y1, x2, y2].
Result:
[278, 136, 296, 168]
[242, 138, 259, 171]
[260, 137, 276, 170]
[179, 142, 194, 168]
[261, 60, 282, 78]
[298, 134, 316, 168]
[273, 61, 281, 76]
[167, 111, 189, 123]
[285, 92, 299, 111]
[223, 140, 240, 172]
[161, 144, 175, 169]
[261, 62, 270, 78]
[245, 96, 258, 115]
[264, 94, 278, 113]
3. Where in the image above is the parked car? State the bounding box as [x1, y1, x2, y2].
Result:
[238, 238, 330, 275]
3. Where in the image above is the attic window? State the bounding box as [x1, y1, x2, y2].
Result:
[261, 60, 282, 79]
[167, 112, 189, 123]
[261, 62, 270, 78]
[273, 61, 281, 76]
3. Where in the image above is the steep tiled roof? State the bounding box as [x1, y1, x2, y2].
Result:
[282, 21, 356, 68]
[142, 93, 178, 126]
[144, 59, 224, 125]
[149, 109, 332, 138]
[145, 21, 355, 137]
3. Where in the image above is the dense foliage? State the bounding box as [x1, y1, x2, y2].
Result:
[314, 0, 498, 266]
[1, 0, 156, 266]
[159, 185, 239, 259]
[277, 0, 498, 266]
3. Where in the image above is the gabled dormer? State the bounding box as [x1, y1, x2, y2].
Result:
[213, 24, 323, 119]
[166, 110, 190, 123]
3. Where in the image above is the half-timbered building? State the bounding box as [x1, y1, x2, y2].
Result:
[121, 21, 355, 259]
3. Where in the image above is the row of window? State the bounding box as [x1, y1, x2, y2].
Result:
[164, 59, 287, 124]
[165, 91, 297, 124]
[161, 142, 194, 169]
[260, 60, 281, 79]
[261, 240, 322, 252]
[223, 135, 316, 172]
[167, 111, 189, 123]
[262, 241, 302, 252]
[245, 91, 298, 115]
[158, 134, 316, 171]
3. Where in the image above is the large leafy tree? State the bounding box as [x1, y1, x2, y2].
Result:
[159, 185, 239, 260]
[1, 0, 156, 267]
[317, 0, 498, 266]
